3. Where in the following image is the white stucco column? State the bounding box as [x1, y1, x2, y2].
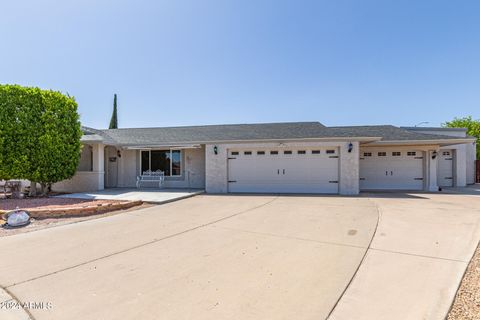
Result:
[454, 144, 467, 187]
[92, 143, 105, 190]
[426, 150, 438, 192]
[339, 141, 359, 195]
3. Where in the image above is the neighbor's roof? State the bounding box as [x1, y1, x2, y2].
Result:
[80, 122, 473, 146]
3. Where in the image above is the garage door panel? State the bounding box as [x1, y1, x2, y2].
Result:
[228, 148, 339, 194]
[360, 150, 424, 190]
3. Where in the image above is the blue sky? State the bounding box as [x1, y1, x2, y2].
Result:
[1, 0, 479, 129]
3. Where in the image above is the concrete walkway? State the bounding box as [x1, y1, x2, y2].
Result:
[56, 188, 204, 203]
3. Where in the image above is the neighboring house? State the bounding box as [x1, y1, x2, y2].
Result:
[53, 122, 477, 195]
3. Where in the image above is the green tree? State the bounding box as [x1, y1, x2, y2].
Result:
[109, 93, 118, 129]
[443, 116, 480, 159]
[0, 84, 82, 195]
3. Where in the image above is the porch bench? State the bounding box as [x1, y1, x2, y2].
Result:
[136, 170, 165, 188]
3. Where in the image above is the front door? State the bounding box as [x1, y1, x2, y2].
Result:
[106, 146, 118, 188]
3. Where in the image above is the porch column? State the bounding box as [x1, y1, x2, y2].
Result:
[92, 143, 105, 190]
[454, 144, 467, 187]
[426, 150, 438, 191]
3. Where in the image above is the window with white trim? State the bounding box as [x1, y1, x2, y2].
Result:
[297, 150, 306, 154]
[326, 150, 335, 154]
[392, 152, 401, 156]
[407, 151, 416, 156]
[312, 150, 320, 154]
[141, 150, 182, 176]
[378, 152, 386, 156]
[363, 152, 372, 157]
[244, 151, 252, 155]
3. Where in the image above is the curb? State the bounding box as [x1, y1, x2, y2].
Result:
[142, 190, 205, 205]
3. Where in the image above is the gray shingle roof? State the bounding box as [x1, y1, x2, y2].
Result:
[101, 122, 332, 145]
[328, 125, 465, 141]
[80, 122, 470, 146]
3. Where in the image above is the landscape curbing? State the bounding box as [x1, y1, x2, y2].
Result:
[1, 200, 143, 220]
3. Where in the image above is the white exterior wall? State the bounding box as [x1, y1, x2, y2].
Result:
[53, 143, 105, 192]
[53, 172, 105, 192]
[117, 149, 137, 187]
[205, 141, 360, 195]
[466, 142, 476, 185]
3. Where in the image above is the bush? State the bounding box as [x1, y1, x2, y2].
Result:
[0, 84, 82, 195]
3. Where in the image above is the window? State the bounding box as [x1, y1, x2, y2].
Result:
[392, 152, 401, 156]
[363, 152, 372, 157]
[141, 150, 182, 176]
[231, 151, 239, 156]
[378, 152, 386, 156]
[297, 150, 306, 154]
[257, 151, 265, 155]
[407, 151, 416, 156]
[443, 151, 450, 156]
[326, 150, 335, 154]
[312, 150, 321, 154]
[284, 150, 292, 155]
[270, 151, 278, 155]
[244, 151, 252, 155]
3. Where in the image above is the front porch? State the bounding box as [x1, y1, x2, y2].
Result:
[56, 188, 204, 204]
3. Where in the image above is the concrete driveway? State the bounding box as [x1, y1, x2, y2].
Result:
[1, 192, 480, 320]
[0, 195, 377, 320]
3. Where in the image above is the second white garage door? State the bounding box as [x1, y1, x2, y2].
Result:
[360, 149, 424, 190]
[227, 148, 339, 193]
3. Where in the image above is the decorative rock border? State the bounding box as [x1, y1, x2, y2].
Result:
[1, 200, 143, 220]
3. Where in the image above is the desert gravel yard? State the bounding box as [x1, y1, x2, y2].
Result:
[448, 242, 480, 320]
[0, 192, 480, 320]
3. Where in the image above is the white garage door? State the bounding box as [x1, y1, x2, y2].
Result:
[438, 150, 454, 187]
[227, 148, 339, 193]
[360, 149, 424, 190]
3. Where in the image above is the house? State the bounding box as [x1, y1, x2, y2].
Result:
[53, 122, 477, 195]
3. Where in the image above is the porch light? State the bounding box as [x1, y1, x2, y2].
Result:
[348, 142, 353, 153]
[432, 151, 437, 159]
[117, 150, 122, 158]
[213, 145, 218, 155]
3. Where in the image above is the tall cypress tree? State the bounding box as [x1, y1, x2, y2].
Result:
[109, 94, 118, 129]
